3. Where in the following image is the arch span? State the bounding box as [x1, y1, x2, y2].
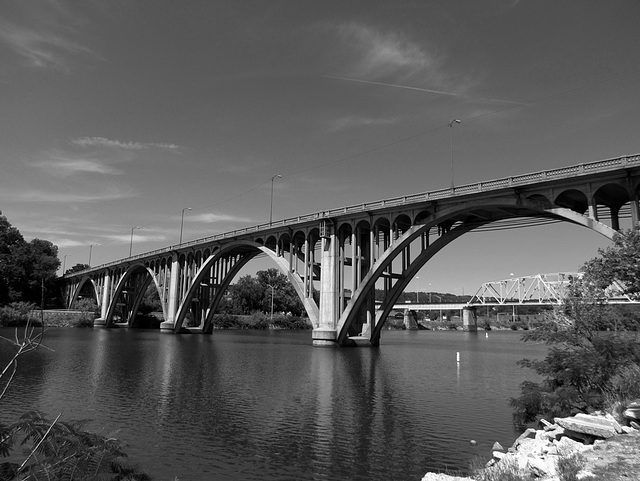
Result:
[336, 199, 617, 346]
[173, 240, 319, 332]
[104, 263, 159, 328]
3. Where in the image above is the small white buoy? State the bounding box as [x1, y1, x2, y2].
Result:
[486, 332, 488, 338]
[470, 440, 477, 446]
[456, 351, 460, 363]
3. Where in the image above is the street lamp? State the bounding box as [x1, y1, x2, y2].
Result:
[88, 243, 97, 267]
[269, 174, 282, 224]
[62, 254, 71, 275]
[448, 119, 461, 189]
[179, 207, 192, 245]
[415, 276, 420, 303]
[129, 226, 140, 257]
[268, 284, 275, 321]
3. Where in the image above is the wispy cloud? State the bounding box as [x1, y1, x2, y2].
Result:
[0, 19, 95, 71]
[327, 114, 398, 132]
[8, 187, 136, 203]
[72, 137, 180, 150]
[189, 212, 253, 224]
[32, 156, 122, 177]
[103, 233, 168, 244]
[336, 23, 436, 80]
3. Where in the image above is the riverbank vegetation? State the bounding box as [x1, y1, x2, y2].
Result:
[511, 229, 640, 426]
[0, 317, 152, 479]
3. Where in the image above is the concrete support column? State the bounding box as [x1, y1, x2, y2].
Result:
[610, 206, 621, 232]
[314, 221, 338, 346]
[351, 228, 357, 297]
[303, 238, 310, 298]
[462, 306, 477, 332]
[403, 309, 418, 330]
[588, 199, 598, 221]
[161, 254, 180, 331]
[95, 272, 110, 327]
[631, 194, 640, 228]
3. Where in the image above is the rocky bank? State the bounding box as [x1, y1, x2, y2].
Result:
[422, 404, 640, 481]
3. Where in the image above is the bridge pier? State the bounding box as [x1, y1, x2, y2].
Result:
[313, 221, 339, 346]
[462, 306, 477, 332]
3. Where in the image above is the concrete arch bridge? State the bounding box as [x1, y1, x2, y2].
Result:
[63, 153, 640, 346]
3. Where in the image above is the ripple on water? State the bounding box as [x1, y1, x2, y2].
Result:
[0, 328, 544, 480]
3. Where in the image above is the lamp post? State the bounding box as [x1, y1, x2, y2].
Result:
[129, 226, 140, 257]
[268, 284, 275, 321]
[415, 276, 420, 303]
[269, 174, 282, 224]
[88, 244, 97, 267]
[62, 254, 71, 275]
[179, 207, 192, 245]
[448, 119, 461, 189]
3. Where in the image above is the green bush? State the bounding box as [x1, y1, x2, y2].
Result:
[0, 411, 152, 480]
[71, 298, 98, 328]
[471, 456, 534, 481]
[211, 312, 247, 329]
[0, 302, 39, 327]
[556, 453, 584, 481]
[270, 314, 311, 330]
[604, 362, 640, 421]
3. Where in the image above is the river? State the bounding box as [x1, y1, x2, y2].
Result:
[0, 328, 545, 480]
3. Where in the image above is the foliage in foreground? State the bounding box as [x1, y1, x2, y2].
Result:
[0, 412, 151, 481]
[510, 229, 640, 425]
[470, 456, 534, 481]
[0, 321, 152, 480]
[0, 303, 39, 328]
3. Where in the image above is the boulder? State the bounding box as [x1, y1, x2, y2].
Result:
[554, 415, 617, 439]
[492, 441, 504, 451]
[624, 407, 640, 420]
[516, 437, 550, 457]
[540, 418, 557, 431]
[527, 456, 557, 478]
[554, 436, 594, 454]
[603, 412, 624, 434]
[511, 427, 537, 449]
[420, 473, 473, 481]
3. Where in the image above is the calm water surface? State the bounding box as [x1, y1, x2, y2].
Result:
[0, 328, 545, 480]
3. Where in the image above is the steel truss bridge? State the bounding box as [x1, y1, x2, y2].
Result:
[64, 153, 640, 346]
[468, 272, 637, 306]
[393, 273, 637, 314]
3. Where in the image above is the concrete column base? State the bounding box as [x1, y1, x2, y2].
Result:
[159, 321, 176, 332]
[93, 318, 107, 327]
[312, 328, 337, 347]
[462, 306, 477, 332]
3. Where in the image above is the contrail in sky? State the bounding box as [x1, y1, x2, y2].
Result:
[324, 75, 527, 105]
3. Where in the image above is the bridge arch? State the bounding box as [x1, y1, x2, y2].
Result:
[555, 189, 589, 215]
[173, 239, 319, 333]
[104, 263, 159, 328]
[336, 197, 618, 346]
[68, 275, 100, 308]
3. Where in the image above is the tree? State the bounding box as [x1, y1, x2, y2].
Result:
[256, 268, 304, 316]
[65, 263, 89, 275]
[229, 274, 263, 314]
[0, 214, 60, 306]
[510, 228, 640, 425]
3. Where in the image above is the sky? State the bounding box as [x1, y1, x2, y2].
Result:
[1, 0, 639, 296]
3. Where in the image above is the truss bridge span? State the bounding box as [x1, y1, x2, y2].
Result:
[64, 153, 640, 346]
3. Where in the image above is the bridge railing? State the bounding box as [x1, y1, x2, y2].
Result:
[65, 153, 640, 278]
